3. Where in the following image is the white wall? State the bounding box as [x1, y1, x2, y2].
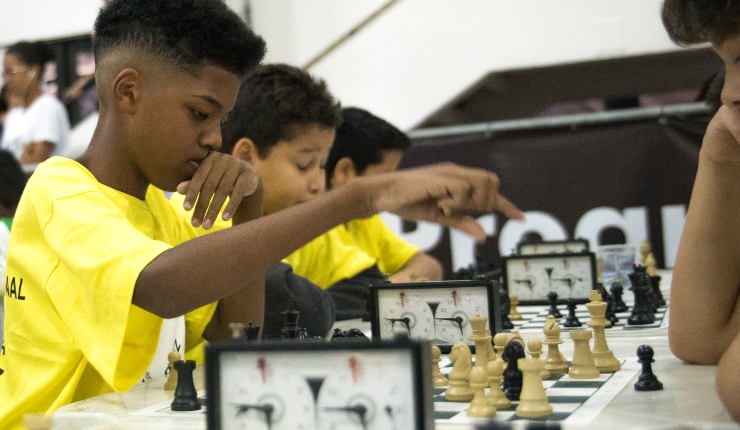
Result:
[250, 0, 688, 130]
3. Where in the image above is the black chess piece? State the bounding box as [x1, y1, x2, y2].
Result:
[243, 322, 261, 342]
[171, 360, 201, 411]
[562, 298, 582, 327]
[502, 340, 526, 401]
[547, 291, 562, 318]
[330, 328, 346, 340]
[500, 289, 514, 330]
[281, 302, 302, 339]
[597, 283, 618, 327]
[627, 270, 655, 326]
[634, 345, 663, 391]
[650, 274, 666, 307]
[610, 282, 628, 313]
[632, 266, 657, 313]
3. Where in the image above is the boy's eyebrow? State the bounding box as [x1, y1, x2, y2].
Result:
[192, 95, 223, 110]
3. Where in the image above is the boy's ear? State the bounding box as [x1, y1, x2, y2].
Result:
[112, 68, 141, 114]
[330, 156, 357, 188]
[232, 137, 257, 163]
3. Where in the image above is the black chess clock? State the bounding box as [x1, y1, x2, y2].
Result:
[516, 238, 590, 255]
[205, 339, 434, 430]
[502, 251, 597, 305]
[368, 280, 502, 353]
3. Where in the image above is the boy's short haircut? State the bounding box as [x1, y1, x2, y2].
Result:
[0, 149, 27, 210]
[93, 0, 265, 77]
[325, 107, 411, 185]
[220, 64, 342, 158]
[662, 0, 740, 46]
[5, 41, 55, 71]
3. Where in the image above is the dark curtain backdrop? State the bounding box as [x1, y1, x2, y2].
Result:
[402, 115, 709, 277]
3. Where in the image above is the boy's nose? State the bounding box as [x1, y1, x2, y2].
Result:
[721, 72, 740, 108]
[201, 129, 222, 152]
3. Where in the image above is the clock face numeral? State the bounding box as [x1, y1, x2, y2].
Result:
[503, 252, 596, 304]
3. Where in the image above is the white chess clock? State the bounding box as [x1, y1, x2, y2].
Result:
[205, 340, 434, 430]
[501, 252, 597, 305]
[368, 280, 502, 353]
[517, 238, 590, 255]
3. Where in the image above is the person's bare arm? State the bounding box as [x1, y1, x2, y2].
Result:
[134, 162, 523, 319]
[717, 331, 740, 421]
[389, 252, 443, 282]
[20, 141, 54, 165]
[669, 106, 740, 364]
[201, 184, 265, 341]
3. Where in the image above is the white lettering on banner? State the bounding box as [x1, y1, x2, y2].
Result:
[574, 207, 648, 253]
[381, 206, 687, 271]
[379, 212, 442, 250]
[661, 205, 687, 268]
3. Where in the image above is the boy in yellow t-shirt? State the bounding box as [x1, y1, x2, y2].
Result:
[0, 1, 521, 427]
[285, 107, 444, 319]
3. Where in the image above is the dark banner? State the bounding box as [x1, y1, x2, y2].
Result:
[399, 115, 708, 276]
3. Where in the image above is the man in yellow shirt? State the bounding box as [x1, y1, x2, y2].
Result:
[1, 3, 521, 425]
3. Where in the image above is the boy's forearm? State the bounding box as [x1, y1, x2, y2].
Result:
[389, 252, 443, 282]
[202, 189, 266, 341]
[134, 180, 371, 318]
[670, 153, 740, 363]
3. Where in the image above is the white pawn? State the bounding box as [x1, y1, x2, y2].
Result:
[542, 315, 569, 374]
[493, 333, 508, 367]
[509, 294, 523, 320]
[466, 366, 497, 417]
[164, 350, 182, 390]
[431, 344, 449, 387]
[516, 357, 553, 418]
[486, 359, 511, 410]
[527, 339, 550, 379]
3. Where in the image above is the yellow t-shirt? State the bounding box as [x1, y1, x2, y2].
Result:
[0, 157, 216, 429]
[284, 215, 420, 289]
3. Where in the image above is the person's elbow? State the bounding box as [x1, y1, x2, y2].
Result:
[668, 325, 722, 364]
[717, 351, 740, 423]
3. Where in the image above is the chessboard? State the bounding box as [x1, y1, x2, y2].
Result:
[433, 358, 640, 426]
[128, 391, 207, 418]
[506, 304, 669, 334]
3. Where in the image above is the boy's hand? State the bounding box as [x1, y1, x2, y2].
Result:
[703, 105, 740, 167]
[176, 152, 261, 229]
[365, 163, 524, 243]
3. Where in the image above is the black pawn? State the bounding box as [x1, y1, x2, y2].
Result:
[634, 345, 663, 391]
[171, 360, 201, 411]
[562, 298, 582, 327]
[500, 289, 514, 330]
[547, 291, 562, 318]
[502, 340, 526, 401]
[610, 282, 628, 313]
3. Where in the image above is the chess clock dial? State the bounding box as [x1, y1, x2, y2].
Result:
[206, 340, 434, 430]
[368, 280, 502, 353]
[517, 238, 590, 255]
[502, 252, 596, 305]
